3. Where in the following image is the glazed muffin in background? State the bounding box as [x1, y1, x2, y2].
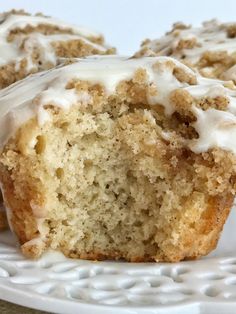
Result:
[0, 55, 236, 262]
[0, 9, 116, 89]
[135, 20, 236, 81]
[0, 9, 116, 231]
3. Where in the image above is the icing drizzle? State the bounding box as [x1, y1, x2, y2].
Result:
[0, 11, 110, 71]
[0, 55, 236, 156]
[137, 20, 236, 80]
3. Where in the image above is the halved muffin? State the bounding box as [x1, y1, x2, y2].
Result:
[0, 56, 236, 262]
[0, 9, 115, 230]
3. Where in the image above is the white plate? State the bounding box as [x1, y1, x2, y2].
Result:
[1, 209, 236, 314]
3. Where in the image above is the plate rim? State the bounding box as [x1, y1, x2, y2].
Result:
[2, 282, 236, 314]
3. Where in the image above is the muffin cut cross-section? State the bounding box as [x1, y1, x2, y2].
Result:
[0, 56, 236, 262]
[0, 9, 116, 230]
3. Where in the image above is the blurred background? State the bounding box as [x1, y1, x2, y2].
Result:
[1, 0, 236, 54]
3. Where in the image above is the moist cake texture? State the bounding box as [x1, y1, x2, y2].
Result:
[0, 56, 236, 262]
[135, 20, 236, 81]
[0, 10, 115, 230]
[0, 10, 115, 89]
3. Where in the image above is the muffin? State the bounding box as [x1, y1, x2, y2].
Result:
[135, 20, 236, 81]
[0, 56, 236, 262]
[0, 9, 115, 230]
[0, 10, 115, 89]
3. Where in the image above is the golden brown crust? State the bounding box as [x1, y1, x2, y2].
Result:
[0, 211, 7, 231]
[0, 153, 43, 245]
[0, 67, 235, 262]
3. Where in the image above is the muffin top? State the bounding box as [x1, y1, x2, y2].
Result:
[0, 10, 115, 87]
[135, 20, 236, 81]
[1, 55, 236, 157]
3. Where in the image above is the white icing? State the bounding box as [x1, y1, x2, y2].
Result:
[0, 12, 108, 70]
[147, 62, 189, 115]
[1, 55, 236, 244]
[139, 20, 236, 80]
[1, 13, 101, 38]
[0, 56, 192, 146]
[0, 55, 236, 157]
[191, 107, 236, 153]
